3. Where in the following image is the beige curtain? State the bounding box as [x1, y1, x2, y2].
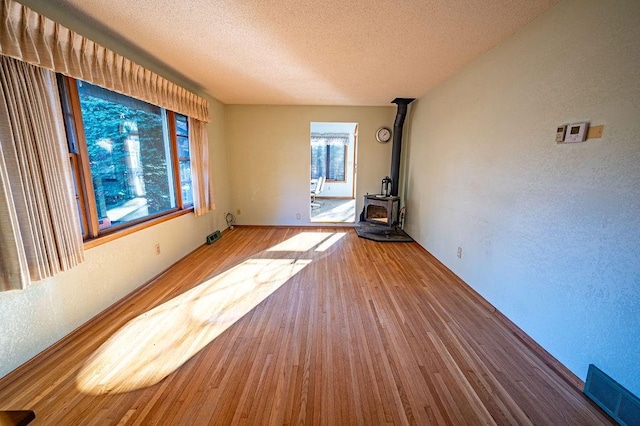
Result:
[0, 55, 84, 291]
[0, 136, 29, 289]
[0, 0, 209, 122]
[189, 118, 215, 216]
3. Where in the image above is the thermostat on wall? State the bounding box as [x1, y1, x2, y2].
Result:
[564, 122, 589, 143]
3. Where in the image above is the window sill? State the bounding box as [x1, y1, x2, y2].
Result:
[83, 208, 193, 250]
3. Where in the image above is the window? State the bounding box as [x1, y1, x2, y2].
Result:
[175, 114, 193, 207]
[58, 77, 193, 240]
[310, 132, 348, 182]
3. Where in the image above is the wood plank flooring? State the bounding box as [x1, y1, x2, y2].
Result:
[0, 227, 611, 425]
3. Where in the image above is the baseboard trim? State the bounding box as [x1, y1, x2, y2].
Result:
[413, 243, 585, 392]
[0, 236, 220, 388]
[492, 308, 584, 390]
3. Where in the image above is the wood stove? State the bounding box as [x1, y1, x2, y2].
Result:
[363, 195, 400, 229]
[356, 97, 414, 242]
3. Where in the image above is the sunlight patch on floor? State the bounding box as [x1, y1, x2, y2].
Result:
[75, 231, 347, 395]
[76, 258, 310, 395]
[266, 232, 336, 252]
[315, 232, 346, 252]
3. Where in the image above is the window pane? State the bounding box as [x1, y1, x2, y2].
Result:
[175, 114, 193, 207]
[180, 160, 193, 206]
[77, 81, 176, 230]
[311, 145, 326, 179]
[177, 136, 190, 159]
[310, 132, 348, 181]
[328, 144, 346, 181]
[176, 115, 189, 136]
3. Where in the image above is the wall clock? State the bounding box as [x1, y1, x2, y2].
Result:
[376, 126, 392, 143]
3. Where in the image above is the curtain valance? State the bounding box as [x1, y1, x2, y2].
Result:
[311, 133, 350, 146]
[0, 0, 209, 122]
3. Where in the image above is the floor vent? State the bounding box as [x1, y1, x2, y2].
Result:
[584, 364, 640, 426]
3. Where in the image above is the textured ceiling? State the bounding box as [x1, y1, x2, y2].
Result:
[42, 0, 559, 105]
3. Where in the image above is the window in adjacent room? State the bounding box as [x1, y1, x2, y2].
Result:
[309, 122, 358, 224]
[310, 132, 348, 182]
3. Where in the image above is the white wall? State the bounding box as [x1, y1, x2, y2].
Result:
[404, 0, 640, 395]
[0, 96, 230, 380]
[226, 105, 395, 225]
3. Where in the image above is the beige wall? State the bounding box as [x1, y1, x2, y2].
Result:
[404, 0, 640, 395]
[226, 105, 395, 225]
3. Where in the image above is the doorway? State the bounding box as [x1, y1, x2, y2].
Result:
[310, 122, 357, 223]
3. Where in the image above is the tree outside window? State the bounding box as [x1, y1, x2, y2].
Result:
[77, 81, 176, 229]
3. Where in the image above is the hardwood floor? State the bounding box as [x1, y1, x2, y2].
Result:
[0, 227, 611, 425]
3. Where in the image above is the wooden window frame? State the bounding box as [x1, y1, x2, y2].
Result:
[172, 113, 193, 209]
[167, 110, 185, 210]
[58, 76, 194, 248]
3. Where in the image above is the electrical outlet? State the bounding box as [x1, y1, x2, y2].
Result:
[236, 208, 241, 215]
[155, 243, 161, 255]
[457, 247, 462, 259]
[296, 213, 301, 220]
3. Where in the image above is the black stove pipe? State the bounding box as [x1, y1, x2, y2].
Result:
[390, 97, 415, 197]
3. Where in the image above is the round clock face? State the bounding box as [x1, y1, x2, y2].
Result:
[376, 127, 392, 143]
